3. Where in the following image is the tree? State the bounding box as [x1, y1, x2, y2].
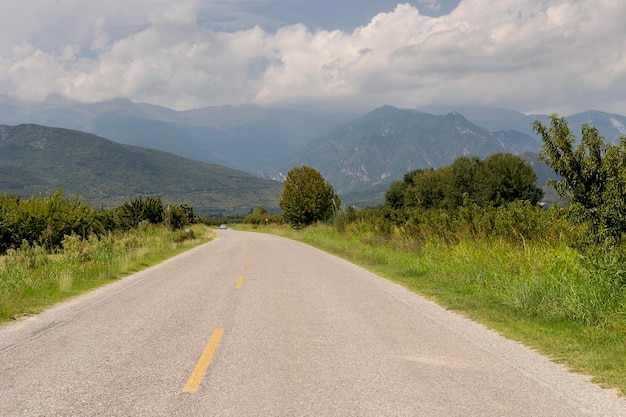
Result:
[385, 154, 542, 210]
[178, 203, 198, 224]
[164, 204, 189, 230]
[244, 205, 269, 224]
[384, 180, 407, 210]
[481, 153, 543, 206]
[401, 168, 445, 210]
[533, 114, 626, 240]
[279, 165, 340, 228]
[441, 156, 484, 208]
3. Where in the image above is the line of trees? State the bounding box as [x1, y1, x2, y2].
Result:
[0, 191, 198, 254]
[385, 153, 543, 211]
[276, 154, 543, 233]
[5, 115, 621, 252]
[278, 116, 626, 247]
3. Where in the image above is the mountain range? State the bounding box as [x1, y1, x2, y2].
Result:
[0, 124, 282, 216]
[0, 94, 357, 174]
[420, 105, 626, 142]
[2, 95, 625, 210]
[270, 106, 540, 203]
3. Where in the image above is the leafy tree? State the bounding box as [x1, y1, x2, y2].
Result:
[442, 156, 484, 208]
[481, 153, 543, 206]
[279, 165, 340, 228]
[384, 180, 407, 210]
[385, 154, 542, 210]
[402, 168, 446, 209]
[178, 203, 198, 224]
[533, 115, 626, 241]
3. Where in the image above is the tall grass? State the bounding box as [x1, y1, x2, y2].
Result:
[264, 205, 626, 393]
[417, 239, 626, 327]
[0, 224, 210, 323]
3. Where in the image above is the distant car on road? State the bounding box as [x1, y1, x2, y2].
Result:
[220, 224, 227, 230]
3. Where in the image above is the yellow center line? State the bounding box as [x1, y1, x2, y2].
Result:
[183, 328, 225, 393]
[235, 275, 246, 289]
[246, 257, 251, 265]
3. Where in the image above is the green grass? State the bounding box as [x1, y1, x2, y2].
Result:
[0, 224, 214, 325]
[250, 223, 626, 395]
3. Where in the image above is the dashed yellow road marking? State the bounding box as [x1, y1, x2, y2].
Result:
[235, 275, 245, 289]
[183, 328, 225, 393]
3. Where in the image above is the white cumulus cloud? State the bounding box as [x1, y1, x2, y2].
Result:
[0, 0, 625, 114]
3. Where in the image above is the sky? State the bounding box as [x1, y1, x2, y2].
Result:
[1, 0, 625, 115]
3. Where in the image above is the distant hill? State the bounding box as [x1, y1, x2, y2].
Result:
[0, 96, 358, 174]
[269, 105, 540, 205]
[0, 124, 282, 216]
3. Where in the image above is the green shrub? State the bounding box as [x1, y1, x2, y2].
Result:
[0, 191, 102, 253]
[164, 205, 190, 230]
[113, 196, 164, 230]
[244, 206, 270, 225]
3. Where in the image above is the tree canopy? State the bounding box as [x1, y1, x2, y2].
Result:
[385, 153, 543, 210]
[534, 114, 626, 241]
[279, 165, 340, 228]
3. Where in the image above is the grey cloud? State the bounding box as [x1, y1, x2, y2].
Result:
[0, 0, 625, 115]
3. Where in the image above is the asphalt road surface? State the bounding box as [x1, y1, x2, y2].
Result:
[1, 230, 626, 416]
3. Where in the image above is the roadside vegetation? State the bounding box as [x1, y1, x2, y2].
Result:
[262, 218, 626, 394]
[2, 114, 625, 395]
[246, 115, 626, 394]
[0, 192, 212, 324]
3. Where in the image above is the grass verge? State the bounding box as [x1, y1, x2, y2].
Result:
[243, 223, 626, 396]
[0, 224, 214, 325]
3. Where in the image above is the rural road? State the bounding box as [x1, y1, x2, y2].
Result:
[1, 230, 625, 416]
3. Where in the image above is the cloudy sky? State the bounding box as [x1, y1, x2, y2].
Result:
[1, 0, 625, 114]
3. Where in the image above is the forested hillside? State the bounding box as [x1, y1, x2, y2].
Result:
[0, 124, 282, 215]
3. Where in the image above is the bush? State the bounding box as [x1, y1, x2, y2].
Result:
[0, 192, 200, 254]
[0, 191, 102, 253]
[164, 205, 190, 230]
[113, 196, 164, 230]
[244, 206, 270, 225]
